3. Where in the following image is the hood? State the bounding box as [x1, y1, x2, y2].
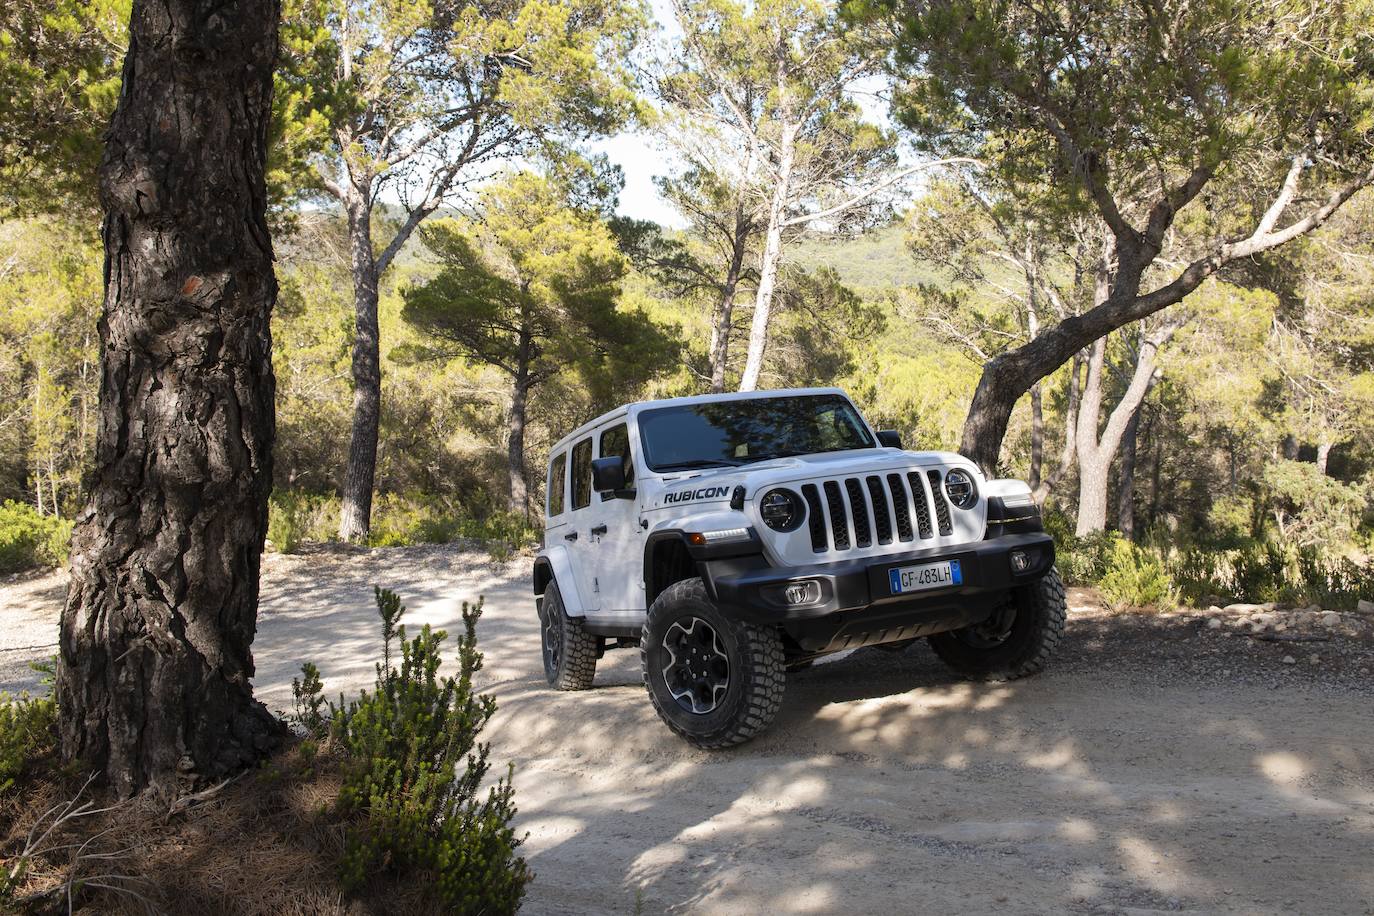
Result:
[646, 447, 976, 510]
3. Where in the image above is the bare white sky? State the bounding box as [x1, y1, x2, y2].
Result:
[595, 0, 896, 230]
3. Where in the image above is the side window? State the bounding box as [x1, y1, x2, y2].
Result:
[570, 438, 593, 510]
[547, 451, 566, 517]
[598, 423, 635, 487]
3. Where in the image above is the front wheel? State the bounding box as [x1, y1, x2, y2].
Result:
[641, 578, 785, 749]
[928, 568, 1067, 681]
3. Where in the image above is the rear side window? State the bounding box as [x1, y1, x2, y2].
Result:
[570, 438, 593, 510]
[547, 452, 566, 516]
[599, 424, 635, 487]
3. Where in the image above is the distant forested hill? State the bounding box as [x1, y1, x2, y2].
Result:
[790, 221, 941, 291]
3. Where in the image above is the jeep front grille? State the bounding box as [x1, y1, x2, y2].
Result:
[804, 470, 953, 553]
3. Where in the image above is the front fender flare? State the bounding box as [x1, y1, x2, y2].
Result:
[533, 546, 586, 618]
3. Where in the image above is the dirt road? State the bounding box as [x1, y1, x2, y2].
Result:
[4, 545, 1373, 915]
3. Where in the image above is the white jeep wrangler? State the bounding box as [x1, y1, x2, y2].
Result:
[533, 387, 1066, 748]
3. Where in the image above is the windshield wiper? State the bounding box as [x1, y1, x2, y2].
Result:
[654, 458, 745, 471]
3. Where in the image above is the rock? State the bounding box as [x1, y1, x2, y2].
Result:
[1281, 655, 1296, 665]
[1320, 611, 1342, 628]
[1207, 618, 1223, 630]
[1308, 653, 1321, 664]
[1206, 605, 1222, 614]
[1303, 603, 1322, 614]
[1357, 599, 1374, 615]
[1224, 603, 1265, 614]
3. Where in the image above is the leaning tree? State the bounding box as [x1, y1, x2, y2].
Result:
[854, 0, 1374, 475]
[56, 0, 285, 797]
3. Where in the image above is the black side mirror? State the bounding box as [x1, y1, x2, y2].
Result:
[877, 429, 904, 449]
[591, 456, 628, 494]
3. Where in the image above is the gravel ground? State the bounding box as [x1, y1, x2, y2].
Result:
[3, 545, 1373, 915]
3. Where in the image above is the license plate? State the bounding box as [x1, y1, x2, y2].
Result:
[888, 559, 962, 594]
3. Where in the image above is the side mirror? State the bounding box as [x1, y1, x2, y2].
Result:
[591, 456, 628, 494]
[877, 429, 904, 449]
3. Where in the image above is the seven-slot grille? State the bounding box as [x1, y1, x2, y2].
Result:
[801, 470, 955, 553]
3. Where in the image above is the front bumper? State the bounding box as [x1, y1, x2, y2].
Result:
[705, 532, 1056, 653]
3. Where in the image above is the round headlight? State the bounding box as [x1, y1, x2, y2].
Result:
[759, 488, 804, 532]
[944, 469, 978, 509]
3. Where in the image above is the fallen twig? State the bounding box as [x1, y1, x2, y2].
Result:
[1245, 633, 1330, 643]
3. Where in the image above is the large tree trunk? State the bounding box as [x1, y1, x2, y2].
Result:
[1032, 350, 1083, 504]
[738, 125, 796, 393]
[1316, 438, 1332, 475]
[1117, 401, 1143, 540]
[338, 196, 381, 542]
[708, 222, 750, 393]
[1028, 381, 1044, 491]
[507, 329, 532, 515]
[56, 0, 285, 798]
[1074, 320, 1176, 537]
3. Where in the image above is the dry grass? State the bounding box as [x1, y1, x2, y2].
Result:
[0, 742, 446, 915]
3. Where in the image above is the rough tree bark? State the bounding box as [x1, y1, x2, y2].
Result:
[56, 0, 285, 798]
[1316, 439, 1332, 475]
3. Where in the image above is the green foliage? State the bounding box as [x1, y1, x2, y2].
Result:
[0, 500, 72, 574]
[1098, 539, 1178, 611]
[333, 588, 531, 913]
[290, 662, 329, 740]
[1169, 542, 1374, 611]
[1260, 460, 1367, 548]
[0, 660, 58, 796]
[403, 172, 678, 402]
[0, 0, 128, 216]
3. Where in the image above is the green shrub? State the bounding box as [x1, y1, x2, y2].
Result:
[0, 661, 58, 795]
[267, 492, 339, 553]
[1052, 529, 1120, 586]
[290, 662, 329, 740]
[1164, 541, 1374, 610]
[0, 501, 73, 574]
[332, 587, 531, 913]
[1098, 540, 1177, 610]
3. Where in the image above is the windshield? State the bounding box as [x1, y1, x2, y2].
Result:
[637, 394, 876, 473]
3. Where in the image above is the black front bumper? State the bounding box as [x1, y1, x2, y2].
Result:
[704, 532, 1056, 653]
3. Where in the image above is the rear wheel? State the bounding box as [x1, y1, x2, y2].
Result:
[928, 568, 1067, 681]
[641, 577, 785, 748]
[539, 580, 597, 690]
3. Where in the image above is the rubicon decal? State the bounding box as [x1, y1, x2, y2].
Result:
[663, 485, 731, 504]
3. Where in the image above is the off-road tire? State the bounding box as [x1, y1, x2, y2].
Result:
[641, 577, 785, 748]
[539, 580, 597, 690]
[928, 567, 1067, 681]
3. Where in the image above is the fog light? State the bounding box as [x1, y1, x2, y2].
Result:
[763, 579, 822, 607]
[1010, 549, 1034, 573]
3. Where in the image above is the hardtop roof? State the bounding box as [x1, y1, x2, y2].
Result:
[547, 387, 853, 456]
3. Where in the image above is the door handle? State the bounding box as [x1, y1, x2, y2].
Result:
[564, 531, 578, 542]
[590, 524, 608, 536]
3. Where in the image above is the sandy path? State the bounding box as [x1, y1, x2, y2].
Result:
[3, 545, 1373, 915]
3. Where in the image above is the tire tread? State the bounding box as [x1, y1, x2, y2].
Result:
[641, 577, 785, 748]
